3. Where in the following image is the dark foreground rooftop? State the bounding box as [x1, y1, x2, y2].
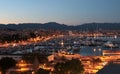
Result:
[97, 63, 120, 74]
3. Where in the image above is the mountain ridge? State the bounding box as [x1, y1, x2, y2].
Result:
[0, 22, 120, 31]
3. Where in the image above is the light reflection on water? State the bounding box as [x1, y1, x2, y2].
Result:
[74, 37, 120, 56]
[79, 46, 119, 56]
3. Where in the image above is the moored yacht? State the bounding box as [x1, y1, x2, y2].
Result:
[103, 41, 119, 48]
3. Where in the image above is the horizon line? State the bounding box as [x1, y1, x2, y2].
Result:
[0, 22, 120, 26]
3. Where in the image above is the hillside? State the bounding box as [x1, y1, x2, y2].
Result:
[0, 22, 120, 31]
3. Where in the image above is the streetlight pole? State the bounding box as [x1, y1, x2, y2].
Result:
[93, 48, 96, 56]
[98, 48, 102, 56]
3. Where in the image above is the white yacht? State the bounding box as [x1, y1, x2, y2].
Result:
[104, 41, 119, 48]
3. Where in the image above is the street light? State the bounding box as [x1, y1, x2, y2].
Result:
[98, 48, 102, 56]
[93, 48, 96, 56]
[114, 35, 117, 39]
[60, 40, 64, 51]
[61, 41, 64, 47]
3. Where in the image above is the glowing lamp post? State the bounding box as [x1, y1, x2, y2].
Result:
[60, 40, 64, 51]
[93, 48, 96, 56]
[98, 48, 102, 56]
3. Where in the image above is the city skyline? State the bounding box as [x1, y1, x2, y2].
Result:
[0, 0, 120, 25]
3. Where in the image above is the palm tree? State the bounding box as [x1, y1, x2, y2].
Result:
[91, 58, 102, 67]
[22, 52, 49, 72]
[22, 52, 48, 64]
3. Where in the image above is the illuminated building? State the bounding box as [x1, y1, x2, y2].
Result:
[7, 60, 34, 74]
[103, 50, 120, 56]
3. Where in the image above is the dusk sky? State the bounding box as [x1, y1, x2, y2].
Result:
[0, 0, 120, 25]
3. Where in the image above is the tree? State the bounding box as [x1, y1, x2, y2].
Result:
[35, 68, 50, 74]
[30, 32, 37, 38]
[0, 57, 17, 74]
[22, 53, 48, 64]
[91, 58, 102, 67]
[54, 59, 84, 74]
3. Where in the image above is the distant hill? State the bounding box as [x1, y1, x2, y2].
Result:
[76, 23, 120, 31]
[0, 22, 120, 31]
